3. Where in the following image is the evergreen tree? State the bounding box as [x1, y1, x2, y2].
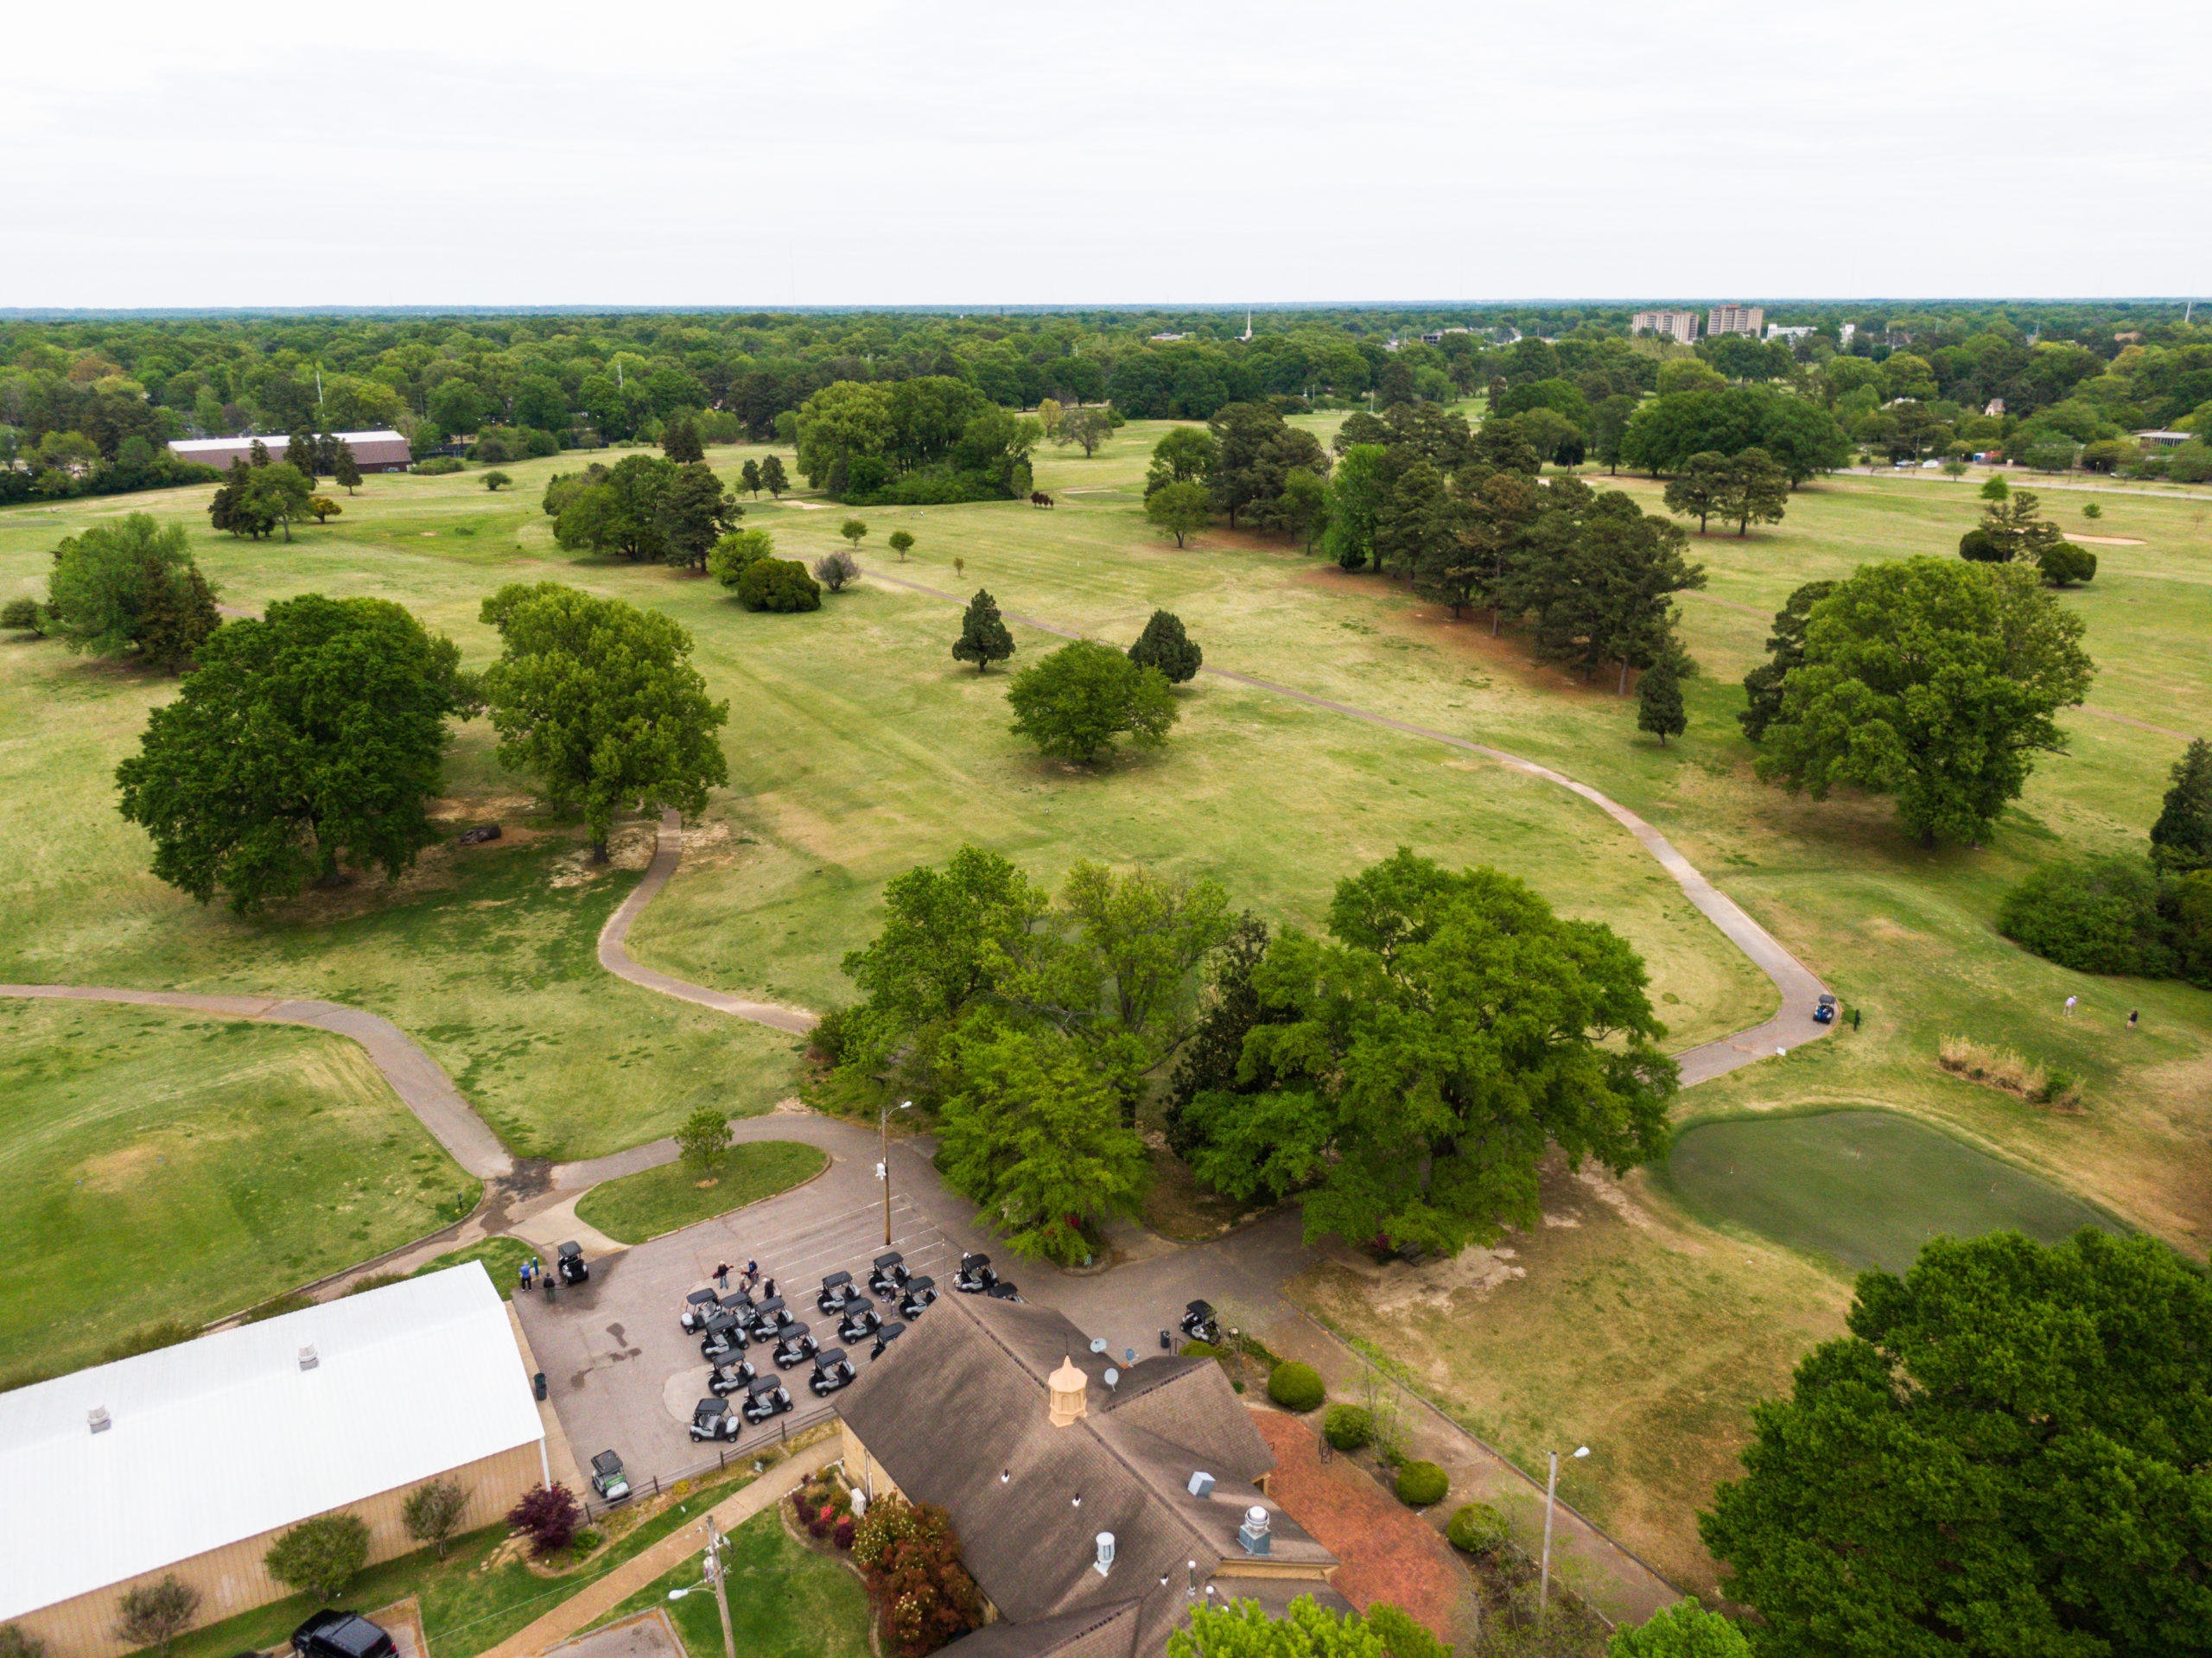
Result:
[760, 454, 789, 497]
[2150, 737, 2212, 873]
[248, 438, 271, 467]
[661, 416, 705, 464]
[1637, 655, 1687, 745]
[332, 442, 362, 494]
[1373, 459, 1452, 581]
[316, 432, 342, 474]
[740, 458, 762, 497]
[951, 589, 1015, 673]
[1662, 451, 1730, 533]
[1127, 610, 1203, 683]
[283, 431, 318, 477]
[1719, 447, 1789, 537]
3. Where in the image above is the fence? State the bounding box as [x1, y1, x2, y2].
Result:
[576, 1400, 842, 1521]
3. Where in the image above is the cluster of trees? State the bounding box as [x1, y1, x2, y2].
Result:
[1660, 449, 1790, 536]
[1617, 384, 1852, 480]
[1960, 478, 2098, 585]
[825, 845, 1676, 1264]
[792, 376, 1040, 504]
[1997, 737, 2212, 984]
[1739, 559, 2094, 847]
[543, 455, 741, 569]
[4, 303, 2202, 505]
[950, 593, 1201, 763]
[1701, 1228, 2212, 1658]
[110, 581, 727, 911]
[15, 513, 220, 670]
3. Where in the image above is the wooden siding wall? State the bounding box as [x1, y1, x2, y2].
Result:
[16, 1439, 543, 1658]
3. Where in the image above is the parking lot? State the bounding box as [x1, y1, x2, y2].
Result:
[514, 1188, 959, 1493]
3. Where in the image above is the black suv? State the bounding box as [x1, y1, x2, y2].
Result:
[293, 1612, 397, 1658]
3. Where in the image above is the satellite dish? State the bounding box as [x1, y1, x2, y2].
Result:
[1125, 1347, 1137, 1363]
[1104, 1367, 1120, 1388]
[1090, 1337, 1108, 1354]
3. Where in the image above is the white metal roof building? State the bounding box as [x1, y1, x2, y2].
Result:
[167, 429, 414, 472]
[0, 1264, 545, 1655]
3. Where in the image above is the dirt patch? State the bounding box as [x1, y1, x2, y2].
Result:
[2070, 535, 2145, 545]
[1248, 1407, 1479, 1650]
[548, 823, 658, 888]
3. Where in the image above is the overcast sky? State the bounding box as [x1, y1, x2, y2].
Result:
[6, 0, 2206, 310]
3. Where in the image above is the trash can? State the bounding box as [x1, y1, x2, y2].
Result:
[533, 1371, 548, 1401]
[1160, 1328, 1172, 1351]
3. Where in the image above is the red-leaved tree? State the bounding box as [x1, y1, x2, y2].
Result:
[505, 1483, 582, 1555]
[849, 1495, 983, 1657]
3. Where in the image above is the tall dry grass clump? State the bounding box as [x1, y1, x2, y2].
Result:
[1938, 1035, 2082, 1109]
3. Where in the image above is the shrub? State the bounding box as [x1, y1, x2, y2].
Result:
[1179, 1340, 1222, 1361]
[1446, 1502, 1509, 1555]
[506, 1482, 583, 1555]
[2167, 444, 2212, 485]
[814, 549, 861, 593]
[113, 1575, 200, 1657]
[2037, 542, 2097, 587]
[2, 599, 43, 633]
[808, 1004, 868, 1064]
[850, 1495, 984, 1658]
[0, 1624, 46, 1658]
[416, 456, 466, 475]
[834, 1516, 856, 1550]
[1998, 857, 2170, 975]
[403, 1477, 471, 1557]
[1937, 1035, 2082, 1109]
[1324, 1403, 1373, 1450]
[1395, 1461, 1450, 1507]
[483, 470, 513, 492]
[736, 557, 822, 613]
[1267, 1361, 1325, 1412]
[572, 1527, 604, 1553]
[1957, 526, 2007, 562]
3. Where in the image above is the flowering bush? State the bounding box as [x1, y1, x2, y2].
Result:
[849, 1494, 982, 1656]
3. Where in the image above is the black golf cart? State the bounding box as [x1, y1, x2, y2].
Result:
[837, 1304, 883, 1344]
[869, 1320, 906, 1361]
[699, 1312, 746, 1363]
[986, 1281, 1022, 1303]
[868, 1250, 908, 1295]
[954, 1253, 997, 1294]
[709, 1357, 757, 1395]
[897, 1275, 938, 1318]
[556, 1241, 589, 1286]
[808, 1348, 856, 1395]
[689, 1397, 741, 1443]
[589, 1450, 632, 1503]
[1813, 993, 1838, 1025]
[817, 1271, 864, 1316]
[741, 1373, 792, 1423]
[1180, 1300, 1222, 1345]
[678, 1288, 719, 1334]
[771, 1319, 818, 1369]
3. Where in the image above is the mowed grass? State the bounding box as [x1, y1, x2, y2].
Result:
[575, 1140, 828, 1243]
[0, 999, 466, 1379]
[1665, 1109, 2127, 1274]
[601, 1505, 874, 1658]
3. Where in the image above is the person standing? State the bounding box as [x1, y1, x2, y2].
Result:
[2064, 994, 2078, 1017]
[715, 1261, 730, 1292]
[2127, 1009, 2139, 1031]
[519, 1260, 531, 1293]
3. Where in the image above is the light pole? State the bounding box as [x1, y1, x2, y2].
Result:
[880, 1099, 912, 1246]
[668, 1514, 738, 1658]
[1538, 1445, 1589, 1623]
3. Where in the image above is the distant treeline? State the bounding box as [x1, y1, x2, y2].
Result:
[2, 302, 2206, 505]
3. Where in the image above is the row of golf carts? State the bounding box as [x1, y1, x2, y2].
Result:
[672, 1250, 1018, 1445]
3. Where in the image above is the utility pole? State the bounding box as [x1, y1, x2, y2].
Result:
[879, 1099, 911, 1246]
[704, 1515, 737, 1658]
[1538, 1445, 1589, 1623]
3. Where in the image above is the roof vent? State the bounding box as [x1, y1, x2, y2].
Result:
[1186, 1471, 1216, 1499]
[1238, 1504, 1272, 1557]
[1094, 1532, 1116, 1576]
[88, 1407, 111, 1435]
[298, 1344, 319, 1371]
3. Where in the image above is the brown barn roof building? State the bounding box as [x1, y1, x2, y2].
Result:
[836, 1293, 1345, 1658]
[167, 429, 414, 473]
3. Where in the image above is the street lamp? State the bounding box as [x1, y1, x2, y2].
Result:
[1538, 1445, 1589, 1623]
[669, 1515, 738, 1658]
[880, 1099, 912, 1246]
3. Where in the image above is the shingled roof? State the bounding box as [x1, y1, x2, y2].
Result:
[836, 1293, 1343, 1658]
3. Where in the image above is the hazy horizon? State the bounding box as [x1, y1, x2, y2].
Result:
[6, 0, 2204, 310]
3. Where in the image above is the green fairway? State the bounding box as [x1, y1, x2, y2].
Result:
[0, 999, 466, 1382]
[1666, 1109, 2127, 1274]
[575, 1141, 829, 1243]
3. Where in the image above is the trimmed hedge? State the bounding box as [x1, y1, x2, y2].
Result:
[1446, 1502, 1508, 1555]
[415, 456, 466, 475]
[1323, 1404, 1372, 1451]
[736, 557, 823, 613]
[1179, 1340, 1223, 1361]
[1267, 1361, 1325, 1413]
[1395, 1461, 1449, 1508]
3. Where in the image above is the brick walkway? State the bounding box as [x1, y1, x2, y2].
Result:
[1249, 1408, 1480, 1651]
[482, 1448, 833, 1658]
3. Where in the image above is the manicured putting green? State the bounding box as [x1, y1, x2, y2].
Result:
[1668, 1110, 2126, 1274]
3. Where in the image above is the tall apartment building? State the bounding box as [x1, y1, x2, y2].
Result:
[1630, 309, 1700, 346]
[1707, 304, 1765, 337]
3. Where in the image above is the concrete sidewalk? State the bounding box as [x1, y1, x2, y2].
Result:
[481, 1445, 834, 1658]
